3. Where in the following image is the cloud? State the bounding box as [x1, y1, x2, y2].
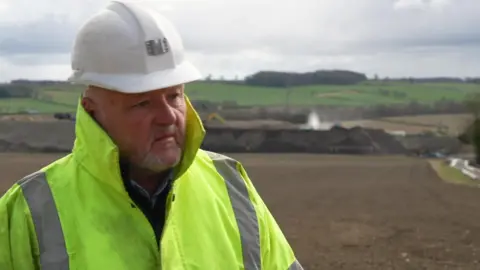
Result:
[0, 58, 72, 81]
[0, 16, 77, 55]
[393, 0, 451, 10]
[0, 2, 8, 13]
[0, 0, 480, 82]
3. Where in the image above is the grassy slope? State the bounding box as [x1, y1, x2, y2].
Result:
[38, 81, 480, 107]
[429, 159, 479, 187]
[1, 81, 479, 113]
[185, 81, 480, 106]
[0, 98, 75, 113]
[342, 114, 473, 135]
[43, 90, 81, 106]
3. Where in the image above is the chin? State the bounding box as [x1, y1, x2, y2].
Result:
[141, 148, 182, 172]
[158, 144, 181, 161]
[158, 152, 181, 167]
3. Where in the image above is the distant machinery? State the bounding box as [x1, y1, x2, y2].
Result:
[202, 112, 226, 125]
[54, 112, 76, 121]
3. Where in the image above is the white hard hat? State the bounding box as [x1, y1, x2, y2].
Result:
[68, 0, 201, 93]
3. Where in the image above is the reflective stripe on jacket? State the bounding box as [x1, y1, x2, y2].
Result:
[0, 96, 302, 270]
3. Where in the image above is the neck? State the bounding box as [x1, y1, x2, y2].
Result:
[129, 165, 171, 195]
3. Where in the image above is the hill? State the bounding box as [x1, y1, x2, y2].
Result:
[39, 81, 480, 107]
[0, 80, 479, 114]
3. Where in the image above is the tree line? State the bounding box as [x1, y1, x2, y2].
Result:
[0, 84, 34, 98]
[8, 73, 480, 88]
[244, 70, 368, 87]
[204, 71, 480, 87]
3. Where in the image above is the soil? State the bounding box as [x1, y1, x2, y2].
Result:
[0, 120, 410, 154]
[2, 153, 480, 269]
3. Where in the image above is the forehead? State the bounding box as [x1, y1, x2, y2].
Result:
[111, 84, 184, 101]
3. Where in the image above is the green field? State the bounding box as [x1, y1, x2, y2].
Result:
[37, 82, 480, 107]
[1, 81, 480, 114]
[0, 98, 75, 114]
[185, 81, 480, 106]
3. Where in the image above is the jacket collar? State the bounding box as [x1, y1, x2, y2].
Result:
[71, 94, 206, 195]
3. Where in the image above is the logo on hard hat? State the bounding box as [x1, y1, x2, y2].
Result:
[145, 38, 169, 56]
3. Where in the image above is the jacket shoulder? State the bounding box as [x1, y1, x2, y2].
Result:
[0, 152, 72, 204]
[199, 149, 239, 163]
[0, 152, 72, 209]
[0, 170, 46, 206]
[0, 171, 44, 269]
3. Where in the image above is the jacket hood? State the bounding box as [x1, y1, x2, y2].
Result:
[71, 94, 206, 194]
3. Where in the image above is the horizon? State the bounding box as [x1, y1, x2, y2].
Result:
[3, 67, 480, 84]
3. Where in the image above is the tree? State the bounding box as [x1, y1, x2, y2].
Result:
[465, 93, 480, 119]
[464, 93, 480, 164]
[244, 70, 368, 87]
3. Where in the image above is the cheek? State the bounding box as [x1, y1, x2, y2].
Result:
[122, 117, 153, 144]
[174, 111, 187, 140]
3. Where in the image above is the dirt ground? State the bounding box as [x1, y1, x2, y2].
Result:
[2, 153, 480, 269]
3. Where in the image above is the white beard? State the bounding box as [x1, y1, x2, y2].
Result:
[138, 149, 182, 172]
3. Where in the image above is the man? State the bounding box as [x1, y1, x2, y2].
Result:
[0, 1, 303, 269]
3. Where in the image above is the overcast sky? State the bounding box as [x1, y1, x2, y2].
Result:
[0, 0, 479, 82]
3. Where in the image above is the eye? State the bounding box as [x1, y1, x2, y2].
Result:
[167, 92, 182, 101]
[133, 100, 150, 108]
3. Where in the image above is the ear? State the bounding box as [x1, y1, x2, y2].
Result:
[81, 96, 96, 116]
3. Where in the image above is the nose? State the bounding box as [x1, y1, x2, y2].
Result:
[152, 98, 176, 125]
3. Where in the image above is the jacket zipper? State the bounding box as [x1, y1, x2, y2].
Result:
[157, 181, 176, 269]
[113, 149, 163, 268]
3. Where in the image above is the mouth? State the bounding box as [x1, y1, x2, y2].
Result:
[154, 134, 175, 142]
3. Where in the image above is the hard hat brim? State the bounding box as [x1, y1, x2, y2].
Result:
[68, 60, 202, 93]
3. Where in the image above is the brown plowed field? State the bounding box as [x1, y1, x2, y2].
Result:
[2, 153, 480, 269]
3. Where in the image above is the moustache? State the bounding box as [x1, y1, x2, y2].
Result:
[153, 125, 177, 141]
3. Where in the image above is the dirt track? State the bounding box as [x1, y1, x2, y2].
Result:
[2, 153, 480, 269]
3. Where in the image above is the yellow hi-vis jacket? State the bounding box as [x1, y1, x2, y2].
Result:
[0, 96, 303, 270]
